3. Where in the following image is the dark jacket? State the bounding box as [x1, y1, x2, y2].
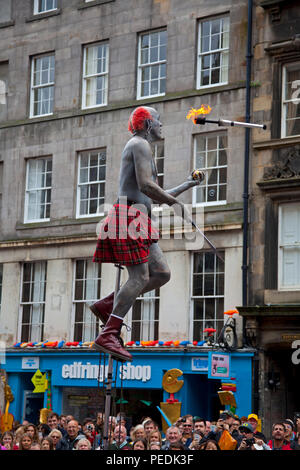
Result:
[55, 432, 86, 450]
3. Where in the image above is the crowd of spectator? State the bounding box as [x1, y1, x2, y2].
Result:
[1, 410, 299, 451]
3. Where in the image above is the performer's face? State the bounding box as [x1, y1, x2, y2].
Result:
[149, 110, 162, 141]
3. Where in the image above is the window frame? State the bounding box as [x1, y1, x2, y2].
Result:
[82, 41, 109, 110]
[33, 0, 58, 15]
[278, 202, 300, 290]
[281, 62, 300, 138]
[190, 251, 225, 342]
[196, 15, 230, 90]
[127, 289, 160, 342]
[76, 149, 106, 219]
[19, 261, 47, 343]
[192, 132, 228, 207]
[137, 28, 167, 100]
[24, 156, 52, 223]
[72, 259, 101, 342]
[30, 53, 55, 118]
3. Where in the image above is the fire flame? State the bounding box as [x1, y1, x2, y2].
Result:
[186, 105, 212, 123]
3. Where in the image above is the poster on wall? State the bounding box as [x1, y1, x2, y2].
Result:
[208, 352, 231, 379]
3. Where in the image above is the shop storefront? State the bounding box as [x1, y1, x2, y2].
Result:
[2, 348, 254, 426]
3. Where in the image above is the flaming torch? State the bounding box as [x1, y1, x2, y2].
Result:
[186, 105, 267, 130]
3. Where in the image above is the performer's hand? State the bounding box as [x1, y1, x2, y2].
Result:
[188, 170, 205, 185]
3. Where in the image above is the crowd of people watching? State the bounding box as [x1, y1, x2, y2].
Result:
[0, 410, 299, 451]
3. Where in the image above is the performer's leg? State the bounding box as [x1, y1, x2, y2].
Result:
[140, 243, 171, 294]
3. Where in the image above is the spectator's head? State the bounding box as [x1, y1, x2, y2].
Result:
[148, 429, 162, 446]
[247, 413, 259, 432]
[272, 423, 286, 442]
[131, 424, 146, 441]
[40, 423, 51, 438]
[143, 419, 157, 435]
[96, 412, 104, 426]
[24, 423, 39, 442]
[116, 412, 126, 427]
[114, 425, 127, 444]
[239, 422, 254, 439]
[166, 426, 182, 443]
[19, 432, 33, 450]
[59, 415, 67, 429]
[41, 436, 54, 450]
[169, 441, 185, 451]
[76, 438, 92, 450]
[1, 431, 14, 449]
[66, 415, 75, 424]
[193, 417, 206, 436]
[67, 420, 80, 438]
[149, 441, 161, 450]
[30, 442, 42, 450]
[283, 419, 294, 441]
[220, 410, 235, 425]
[181, 417, 193, 436]
[83, 418, 95, 435]
[231, 417, 241, 432]
[133, 439, 147, 450]
[199, 439, 220, 451]
[47, 412, 60, 430]
[48, 429, 62, 446]
[205, 421, 211, 435]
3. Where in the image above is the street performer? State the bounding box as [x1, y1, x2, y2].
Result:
[91, 106, 204, 362]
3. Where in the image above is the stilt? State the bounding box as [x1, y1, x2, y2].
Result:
[102, 264, 123, 451]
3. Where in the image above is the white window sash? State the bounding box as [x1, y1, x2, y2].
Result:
[76, 152, 106, 219]
[82, 43, 109, 109]
[30, 55, 55, 118]
[34, 0, 58, 15]
[278, 203, 300, 290]
[24, 158, 52, 223]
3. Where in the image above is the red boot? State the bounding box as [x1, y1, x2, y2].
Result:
[89, 292, 114, 324]
[93, 315, 132, 362]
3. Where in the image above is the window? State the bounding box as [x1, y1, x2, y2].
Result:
[137, 30, 167, 99]
[197, 16, 229, 88]
[193, 133, 227, 205]
[73, 260, 101, 342]
[281, 62, 300, 138]
[0, 161, 3, 220]
[191, 252, 224, 341]
[278, 203, 300, 290]
[30, 54, 55, 117]
[25, 157, 52, 222]
[77, 149, 106, 217]
[82, 42, 109, 109]
[152, 140, 164, 188]
[34, 0, 57, 14]
[129, 289, 160, 342]
[20, 262, 47, 342]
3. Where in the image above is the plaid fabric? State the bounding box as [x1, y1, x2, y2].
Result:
[93, 203, 159, 266]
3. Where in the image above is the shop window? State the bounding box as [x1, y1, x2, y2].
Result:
[197, 16, 229, 89]
[191, 252, 224, 341]
[30, 54, 55, 118]
[76, 149, 106, 217]
[129, 289, 160, 342]
[20, 262, 47, 342]
[24, 157, 52, 223]
[193, 133, 227, 206]
[278, 202, 300, 290]
[73, 259, 101, 342]
[82, 42, 109, 109]
[137, 29, 167, 99]
[281, 62, 300, 138]
[34, 0, 58, 14]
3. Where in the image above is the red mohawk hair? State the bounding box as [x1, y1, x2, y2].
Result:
[128, 107, 153, 134]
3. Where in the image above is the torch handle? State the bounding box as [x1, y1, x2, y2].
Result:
[195, 116, 266, 130]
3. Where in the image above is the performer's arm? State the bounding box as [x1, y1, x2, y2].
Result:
[166, 176, 201, 198]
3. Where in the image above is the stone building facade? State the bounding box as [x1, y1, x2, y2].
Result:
[0, 0, 258, 422]
[239, 0, 300, 436]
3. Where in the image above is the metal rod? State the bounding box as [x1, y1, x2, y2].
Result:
[191, 221, 224, 263]
[195, 116, 266, 130]
[102, 264, 123, 450]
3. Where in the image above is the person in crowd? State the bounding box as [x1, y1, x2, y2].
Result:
[47, 412, 66, 436]
[205, 421, 212, 436]
[14, 425, 26, 449]
[59, 415, 67, 431]
[238, 422, 270, 450]
[76, 438, 92, 450]
[199, 439, 221, 450]
[130, 424, 146, 443]
[147, 429, 162, 448]
[193, 417, 206, 437]
[149, 441, 161, 450]
[169, 441, 185, 451]
[95, 412, 104, 435]
[1, 431, 16, 450]
[161, 426, 183, 450]
[143, 419, 158, 437]
[247, 413, 267, 442]
[24, 423, 40, 444]
[30, 442, 42, 450]
[283, 419, 295, 442]
[55, 419, 86, 450]
[18, 433, 33, 450]
[82, 417, 97, 448]
[108, 425, 131, 450]
[132, 438, 147, 450]
[41, 436, 55, 450]
[38, 423, 51, 439]
[48, 429, 62, 449]
[181, 417, 193, 448]
[267, 423, 292, 450]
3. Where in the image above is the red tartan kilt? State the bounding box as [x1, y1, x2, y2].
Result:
[93, 203, 159, 266]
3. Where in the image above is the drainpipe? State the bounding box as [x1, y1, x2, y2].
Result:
[242, 0, 253, 308]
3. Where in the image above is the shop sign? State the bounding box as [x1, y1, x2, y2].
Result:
[61, 361, 152, 383]
[31, 369, 48, 393]
[191, 357, 208, 371]
[22, 357, 39, 369]
[208, 352, 231, 379]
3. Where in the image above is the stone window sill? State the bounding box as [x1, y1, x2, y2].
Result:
[26, 9, 61, 23]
